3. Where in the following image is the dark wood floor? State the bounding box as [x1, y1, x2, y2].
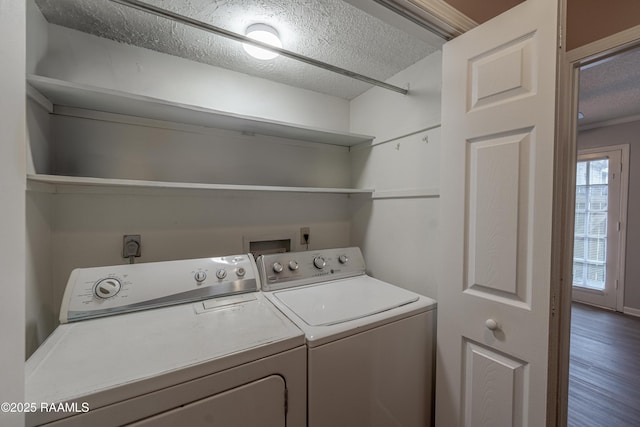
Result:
[568, 303, 640, 427]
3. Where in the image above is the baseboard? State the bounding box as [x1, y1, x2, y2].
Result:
[623, 306, 640, 317]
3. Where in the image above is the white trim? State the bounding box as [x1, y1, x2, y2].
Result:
[577, 144, 628, 156]
[566, 23, 640, 63]
[408, 0, 478, 34]
[369, 0, 476, 39]
[578, 113, 640, 131]
[623, 306, 640, 318]
[616, 145, 629, 312]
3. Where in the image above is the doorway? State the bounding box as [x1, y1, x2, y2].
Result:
[565, 42, 640, 427]
[571, 146, 628, 311]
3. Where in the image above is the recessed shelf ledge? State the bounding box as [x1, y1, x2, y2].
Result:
[26, 75, 374, 147]
[372, 188, 440, 199]
[27, 174, 374, 196]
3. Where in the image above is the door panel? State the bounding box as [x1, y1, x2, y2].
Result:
[464, 341, 526, 427]
[437, 0, 559, 425]
[469, 34, 535, 111]
[466, 131, 532, 306]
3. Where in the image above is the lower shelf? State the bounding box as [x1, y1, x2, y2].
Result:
[26, 174, 374, 196]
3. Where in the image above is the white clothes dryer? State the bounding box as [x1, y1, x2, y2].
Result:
[26, 255, 306, 427]
[257, 247, 437, 427]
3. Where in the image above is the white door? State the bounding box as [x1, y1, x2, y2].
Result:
[436, 0, 559, 425]
[572, 147, 628, 311]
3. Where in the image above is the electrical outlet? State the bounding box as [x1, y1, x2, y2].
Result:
[123, 235, 142, 259]
[300, 227, 310, 245]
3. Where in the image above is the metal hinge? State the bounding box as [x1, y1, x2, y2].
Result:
[558, 24, 563, 49]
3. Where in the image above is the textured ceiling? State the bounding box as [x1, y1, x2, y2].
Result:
[35, 0, 443, 100]
[579, 47, 640, 128]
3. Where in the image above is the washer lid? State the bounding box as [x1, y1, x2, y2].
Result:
[26, 293, 303, 417]
[273, 276, 419, 326]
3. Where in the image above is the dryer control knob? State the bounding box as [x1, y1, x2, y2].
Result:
[236, 267, 246, 277]
[216, 269, 227, 280]
[272, 262, 284, 273]
[288, 260, 299, 271]
[95, 278, 121, 299]
[194, 271, 207, 282]
[338, 255, 349, 264]
[313, 256, 326, 269]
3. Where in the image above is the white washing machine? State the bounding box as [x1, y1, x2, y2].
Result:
[257, 247, 437, 427]
[26, 255, 306, 427]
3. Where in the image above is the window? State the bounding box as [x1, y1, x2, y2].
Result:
[573, 158, 608, 290]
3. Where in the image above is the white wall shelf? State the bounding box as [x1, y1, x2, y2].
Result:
[27, 174, 374, 196]
[26, 75, 374, 147]
[372, 188, 440, 199]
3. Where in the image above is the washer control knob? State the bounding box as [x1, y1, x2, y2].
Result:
[313, 256, 326, 269]
[288, 260, 299, 271]
[216, 269, 227, 280]
[194, 271, 207, 282]
[95, 278, 121, 299]
[236, 267, 246, 277]
[272, 262, 284, 273]
[338, 255, 349, 264]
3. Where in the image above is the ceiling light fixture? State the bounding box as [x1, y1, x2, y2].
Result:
[243, 24, 282, 60]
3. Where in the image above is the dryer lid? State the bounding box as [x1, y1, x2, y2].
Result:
[273, 276, 419, 326]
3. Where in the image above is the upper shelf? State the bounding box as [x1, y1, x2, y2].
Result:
[27, 174, 374, 196]
[26, 75, 374, 147]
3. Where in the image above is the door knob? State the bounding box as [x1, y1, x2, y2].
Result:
[485, 318, 499, 331]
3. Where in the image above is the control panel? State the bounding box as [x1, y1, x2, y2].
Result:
[60, 255, 258, 323]
[257, 247, 366, 292]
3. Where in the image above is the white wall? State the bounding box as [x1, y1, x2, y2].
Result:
[578, 120, 640, 313]
[25, 1, 55, 359]
[38, 24, 351, 132]
[26, 191, 54, 357]
[0, 0, 26, 425]
[48, 191, 351, 326]
[50, 113, 351, 188]
[26, 0, 48, 75]
[349, 52, 442, 298]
